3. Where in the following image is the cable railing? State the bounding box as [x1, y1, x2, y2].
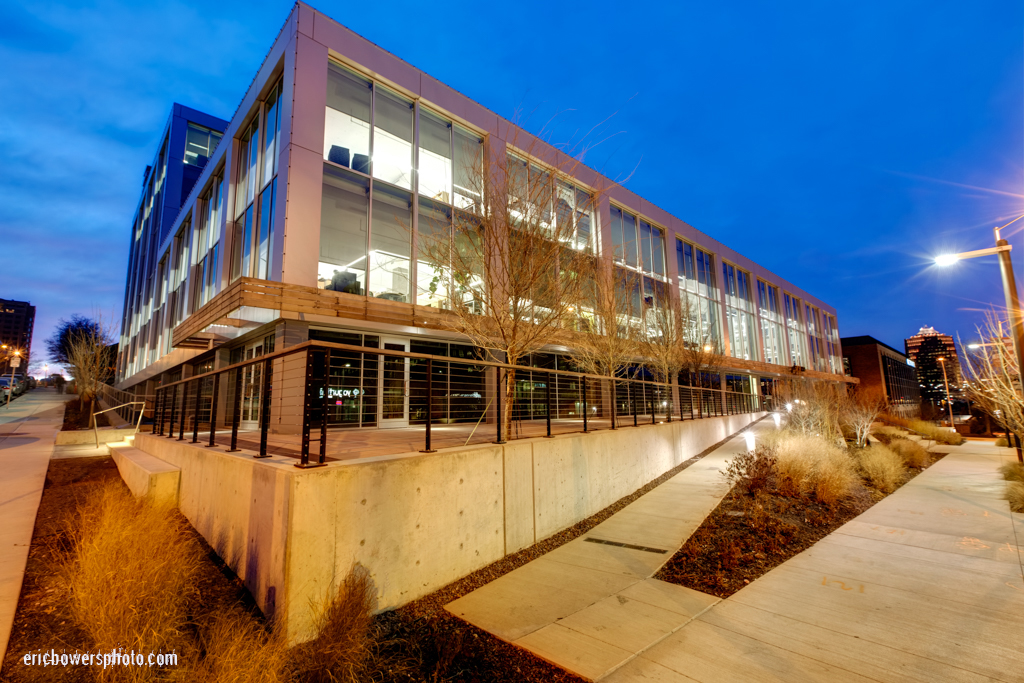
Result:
[97, 383, 153, 426]
[151, 341, 768, 468]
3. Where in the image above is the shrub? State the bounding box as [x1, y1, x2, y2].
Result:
[995, 437, 1009, 447]
[858, 445, 906, 493]
[889, 438, 931, 468]
[812, 448, 859, 506]
[67, 482, 201, 682]
[181, 608, 288, 683]
[288, 566, 376, 683]
[908, 419, 965, 445]
[771, 433, 857, 506]
[1007, 482, 1024, 513]
[999, 462, 1024, 484]
[724, 445, 777, 495]
[870, 425, 906, 444]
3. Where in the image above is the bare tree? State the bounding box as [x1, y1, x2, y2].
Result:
[960, 313, 1023, 456]
[568, 263, 643, 427]
[674, 293, 726, 412]
[417, 125, 601, 439]
[776, 379, 844, 443]
[838, 386, 887, 448]
[66, 316, 116, 418]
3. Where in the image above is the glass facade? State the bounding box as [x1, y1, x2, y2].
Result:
[185, 123, 222, 167]
[320, 61, 484, 306]
[722, 263, 757, 360]
[611, 206, 664, 276]
[757, 280, 786, 365]
[675, 239, 720, 346]
[231, 80, 282, 282]
[783, 292, 807, 367]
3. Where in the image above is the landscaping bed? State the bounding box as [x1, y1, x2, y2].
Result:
[656, 428, 946, 598]
[60, 399, 109, 431]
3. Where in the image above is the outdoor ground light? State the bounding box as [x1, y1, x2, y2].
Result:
[772, 413, 782, 428]
[743, 431, 756, 452]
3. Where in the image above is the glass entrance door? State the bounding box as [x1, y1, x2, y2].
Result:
[240, 339, 265, 429]
[379, 337, 409, 428]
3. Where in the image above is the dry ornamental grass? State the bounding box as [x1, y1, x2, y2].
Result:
[857, 445, 906, 493]
[888, 438, 931, 468]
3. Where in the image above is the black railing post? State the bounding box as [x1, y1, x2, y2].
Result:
[610, 379, 617, 430]
[300, 349, 314, 466]
[582, 375, 588, 433]
[255, 358, 272, 458]
[319, 349, 329, 465]
[651, 388, 656, 425]
[422, 358, 436, 453]
[167, 385, 178, 438]
[208, 372, 219, 447]
[157, 388, 165, 436]
[191, 378, 202, 443]
[545, 371, 553, 437]
[666, 382, 672, 423]
[229, 367, 242, 452]
[632, 381, 638, 426]
[177, 381, 187, 440]
[494, 368, 505, 444]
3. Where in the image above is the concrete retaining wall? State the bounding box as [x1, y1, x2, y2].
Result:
[56, 427, 139, 445]
[131, 411, 762, 642]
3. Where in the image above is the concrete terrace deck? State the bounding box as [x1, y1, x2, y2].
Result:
[175, 413, 714, 461]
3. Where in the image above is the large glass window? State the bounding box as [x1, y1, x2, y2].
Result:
[372, 88, 413, 189]
[722, 263, 757, 360]
[757, 280, 786, 365]
[416, 198, 451, 307]
[368, 182, 412, 302]
[419, 110, 452, 202]
[255, 82, 282, 280]
[185, 123, 222, 167]
[783, 292, 807, 367]
[454, 126, 483, 210]
[324, 64, 371, 172]
[676, 238, 721, 346]
[609, 208, 664, 276]
[319, 164, 369, 295]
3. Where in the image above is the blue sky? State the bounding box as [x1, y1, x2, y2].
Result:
[1, 0, 1022, 372]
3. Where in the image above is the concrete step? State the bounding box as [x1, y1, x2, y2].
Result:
[107, 442, 180, 507]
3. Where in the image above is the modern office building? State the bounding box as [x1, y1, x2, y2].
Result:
[841, 335, 920, 417]
[0, 298, 35, 369]
[115, 2, 849, 427]
[905, 325, 962, 406]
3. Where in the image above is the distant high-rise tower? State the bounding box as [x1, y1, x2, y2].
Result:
[905, 326, 960, 405]
[0, 298, 35, 368]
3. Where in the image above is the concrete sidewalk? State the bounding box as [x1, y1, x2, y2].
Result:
[605, 440, 1024, 683]
[446, 420, 773, 681]
[0, 389, 65, 668]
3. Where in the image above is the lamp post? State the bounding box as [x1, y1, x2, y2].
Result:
[935, 222, 1024, 397]
[936, 356, 955, 428]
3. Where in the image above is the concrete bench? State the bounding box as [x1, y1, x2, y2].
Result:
[107, 442, 180, 507]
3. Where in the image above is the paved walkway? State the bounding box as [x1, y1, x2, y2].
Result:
[446, 420, 773, 681]
[602, 439, 1024, 683]
[0, 389, 65, 668]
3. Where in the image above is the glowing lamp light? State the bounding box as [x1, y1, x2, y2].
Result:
[743, 431, 756, 452]
[934, 254, 959, 267]
[967, 344, 981, 349]
[772, 413, 781, 428]
[703, 345, 713, 352]
[785, 403, 793, 412]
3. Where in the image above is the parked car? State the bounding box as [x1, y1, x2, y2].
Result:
[0, 378, 12, 402]
[12, 376, 28, 396]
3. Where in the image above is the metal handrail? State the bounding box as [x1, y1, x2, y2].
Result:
[92, 401, 147, 447]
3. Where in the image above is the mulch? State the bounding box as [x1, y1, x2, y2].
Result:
[655, 450, 946, 598]
[60, 399, 109, 432]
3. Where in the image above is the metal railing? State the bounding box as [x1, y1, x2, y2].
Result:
[151, 341, 767, 468]
[98, 383, 153, 426]
[91, 401, 147, 447]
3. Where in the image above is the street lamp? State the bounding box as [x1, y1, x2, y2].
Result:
[936, 356, 955, 428]
[935, 222, 1024, 396]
